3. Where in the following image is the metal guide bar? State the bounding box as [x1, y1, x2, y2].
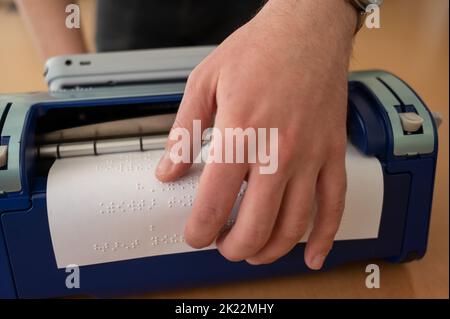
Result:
[38, 135, 168, 159]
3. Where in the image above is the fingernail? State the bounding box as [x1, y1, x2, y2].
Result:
[156, 151, 174, 177]
[310, 253, 327, 270]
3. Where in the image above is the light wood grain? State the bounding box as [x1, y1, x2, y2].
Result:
[1, 0, 447, 298]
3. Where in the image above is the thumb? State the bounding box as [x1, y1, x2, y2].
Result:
[156, 68, 216, 182]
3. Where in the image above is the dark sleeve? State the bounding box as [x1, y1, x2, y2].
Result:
[96, 0, 264, 52]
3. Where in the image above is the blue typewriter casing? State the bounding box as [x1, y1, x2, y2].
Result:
[0, 71, 438, 298]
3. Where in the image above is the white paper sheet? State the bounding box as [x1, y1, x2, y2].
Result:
[47, 144, 383, 268]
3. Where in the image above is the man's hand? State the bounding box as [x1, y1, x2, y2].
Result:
[156, 0, 356, 270]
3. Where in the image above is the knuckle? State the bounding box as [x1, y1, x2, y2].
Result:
[222, 230, 268, 261]
[187, 66, 202, 85]
[219, 238, 251, 261]
[277, 145, 296, 170]
[248, 240, 297, 265]
[278, 131, 297, 149]
[234, 234, 264, 254]
[245, 225, 271, 249]
[309, 144, 326, 161]
[319, 177, 347, 209]
[322, 223, 340, 238]
[171, 117, 186, 131]
[328, 139, 347, 158]
[280, 226, 305, 244]
[331, 194, 346, 215]
[185, 70, 208, 100]
[185, 205, 225, 248]
[193, 204, 225, 228]
[317, 219, 341, 240]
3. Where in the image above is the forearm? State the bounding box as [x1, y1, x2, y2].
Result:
[16, 0, 87, 61]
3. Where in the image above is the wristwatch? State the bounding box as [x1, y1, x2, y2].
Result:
[348, 0, 384, 33]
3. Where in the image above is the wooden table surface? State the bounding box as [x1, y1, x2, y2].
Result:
[1, 0, 448, 298]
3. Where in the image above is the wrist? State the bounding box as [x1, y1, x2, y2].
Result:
[260, 0, 357, 53]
